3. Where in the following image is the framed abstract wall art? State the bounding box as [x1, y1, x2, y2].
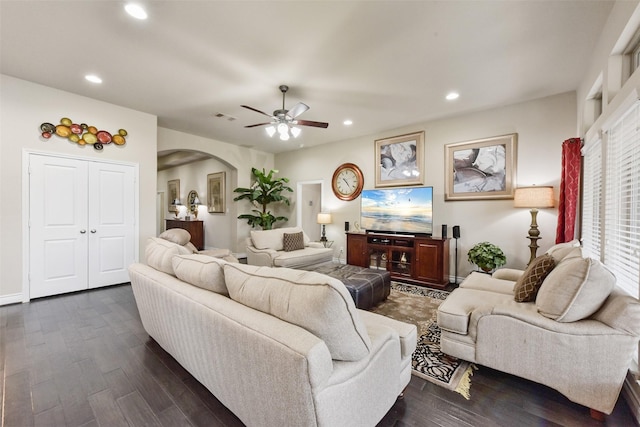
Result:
[375, 131, 424, 187]
[445, 133, 517, 201]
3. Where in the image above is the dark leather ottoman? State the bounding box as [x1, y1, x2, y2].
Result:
[304, 262, 391, 310]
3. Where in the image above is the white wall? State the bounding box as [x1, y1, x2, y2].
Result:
[0, 75, 157, 301]
[276, 92, 576, 279]
[157, 127, 274, 252]
[157, 157, 234, 250]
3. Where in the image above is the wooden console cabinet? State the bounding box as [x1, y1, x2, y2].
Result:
[346, 232, 450, 289]
[166, 219, 204, 250]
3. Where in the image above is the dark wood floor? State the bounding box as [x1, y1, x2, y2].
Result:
[1, 284, 636, 427]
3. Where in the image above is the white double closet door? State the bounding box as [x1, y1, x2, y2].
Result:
[29, 154, 136, 299]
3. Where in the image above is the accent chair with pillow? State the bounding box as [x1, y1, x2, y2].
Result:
[245, 226, 333, 269]
[436, 241, 640, 418]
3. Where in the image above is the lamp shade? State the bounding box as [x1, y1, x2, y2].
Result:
[172, 198, 182, 206]
[514, 186, 554, 208]
[317, 212, 333, 224]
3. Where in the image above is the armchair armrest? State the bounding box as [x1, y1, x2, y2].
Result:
[308, 242, 325, 249]
[246, 245, 279, 267]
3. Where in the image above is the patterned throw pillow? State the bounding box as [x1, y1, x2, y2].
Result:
[283, 231, 305, 252]
[513, 254, 556, 302]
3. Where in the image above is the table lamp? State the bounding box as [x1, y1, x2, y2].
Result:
[514, 186, 554, 264]
[172, 198, 182, 219]
[317, 212, 332, 244]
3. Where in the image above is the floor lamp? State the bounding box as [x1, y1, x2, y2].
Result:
[514, 186, 555, 265]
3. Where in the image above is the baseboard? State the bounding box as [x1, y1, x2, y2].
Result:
[0, 292, 25, 306]
[622, 370, 640, 425]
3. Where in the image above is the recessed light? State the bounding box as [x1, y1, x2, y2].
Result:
[125, 3, 148, 20]
[446, 92, 459, 101]
[85, 74, 102, 84]
[343, 119, 353, 126]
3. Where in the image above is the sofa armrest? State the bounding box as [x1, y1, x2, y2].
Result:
[308, 242, 325, 249]
[358, 309, 417, 360]
[492, 268, 524, 281]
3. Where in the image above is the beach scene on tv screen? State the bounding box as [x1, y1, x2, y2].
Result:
[361, 187, 433, 233]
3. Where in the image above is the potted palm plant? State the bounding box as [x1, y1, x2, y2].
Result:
[467, 242, 506, 273]
[233, 168, 293, 230]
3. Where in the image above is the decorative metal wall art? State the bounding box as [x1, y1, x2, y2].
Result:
[40, 117, 128, 151]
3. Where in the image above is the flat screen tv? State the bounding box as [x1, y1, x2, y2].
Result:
[360, 186, 433, 235]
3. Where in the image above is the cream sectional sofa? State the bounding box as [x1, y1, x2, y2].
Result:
[245, 226, 333, 268]
[129, 237, 417, 426]
[437, 241, 640, 416]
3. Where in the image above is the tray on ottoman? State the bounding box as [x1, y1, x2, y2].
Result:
[304, 262, 391, 310]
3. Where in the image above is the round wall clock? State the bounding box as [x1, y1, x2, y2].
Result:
[332, 163, 364, 201]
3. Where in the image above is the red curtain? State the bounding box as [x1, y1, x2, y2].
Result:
[555, 138, 582, 243]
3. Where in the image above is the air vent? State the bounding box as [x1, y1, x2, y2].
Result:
[213, 112, 237, 121]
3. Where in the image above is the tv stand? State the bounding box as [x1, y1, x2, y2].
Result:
[346, 232, 450, 289]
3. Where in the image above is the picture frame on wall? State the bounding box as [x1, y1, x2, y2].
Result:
[167, 179, 180, 213]
[444, 133, 517, 201]
[207, 172, 226, 213]
[375, 131, 425, 188]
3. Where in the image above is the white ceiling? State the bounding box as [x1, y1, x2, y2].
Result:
[1, 1, 613, 155]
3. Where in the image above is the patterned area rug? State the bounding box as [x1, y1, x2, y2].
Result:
[372, 282, 476, 399]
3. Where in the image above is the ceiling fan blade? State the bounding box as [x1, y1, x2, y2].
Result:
[287, 102, 309, 119]
[244, 122, 272, 128]
[296, 119, 329, 129]
[241, 105, 273, 118]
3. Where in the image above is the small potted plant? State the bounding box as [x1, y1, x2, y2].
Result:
[467, 242, 506, 273]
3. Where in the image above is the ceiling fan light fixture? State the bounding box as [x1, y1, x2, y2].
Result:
[277, 123, 289, 134]
[279, 132, 290, 141]
[265, 126, 276, 137]
[291, 127, 301, 138]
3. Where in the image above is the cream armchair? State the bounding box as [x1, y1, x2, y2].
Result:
[246, 226, 333, 269]
[159, 228, 238, 262]
[437, 242, 640, 417]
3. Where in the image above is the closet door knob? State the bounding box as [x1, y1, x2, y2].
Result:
[80, 230, 86, 234]
[90, 229, 97, 233]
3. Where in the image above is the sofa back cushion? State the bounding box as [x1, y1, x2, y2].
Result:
[536, 257, 615, 322]
[172, 254, 228, 295]
[145, 237, 191, 276]
[223, 263, 371, 361]
[545, 239, 581, 264]
[159, 228, 192, 246]
[250, 227, 310, 251]
[513, 254, 555, 302]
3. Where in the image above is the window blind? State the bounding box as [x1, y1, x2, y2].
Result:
[604, 101, 640, 298]
[581, 138, 602, 260]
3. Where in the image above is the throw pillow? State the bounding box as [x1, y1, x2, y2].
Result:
[545, 239, 581, 264]
[536, 257, 616, 322]
[283, 231, 305, 252]
[172, 254, 228, 295]
[513, 254, 555, 302]
[223, 263, 371, 361]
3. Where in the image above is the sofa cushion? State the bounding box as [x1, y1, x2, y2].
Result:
[159, 228, 192, 246]
[145, 237, 191, 276]
[536, 257, 616, 322]
[273, 247, 333, 268]
[250, 227, 310, 251]
[172, 254, 229, 295]
[513, 254, 556, 302]
[283, 231, 305, 252]
[546, 239, 581, 264]
[223, 263, 371, 361]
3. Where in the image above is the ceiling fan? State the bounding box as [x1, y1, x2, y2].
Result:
[242, 85, 329, 141]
